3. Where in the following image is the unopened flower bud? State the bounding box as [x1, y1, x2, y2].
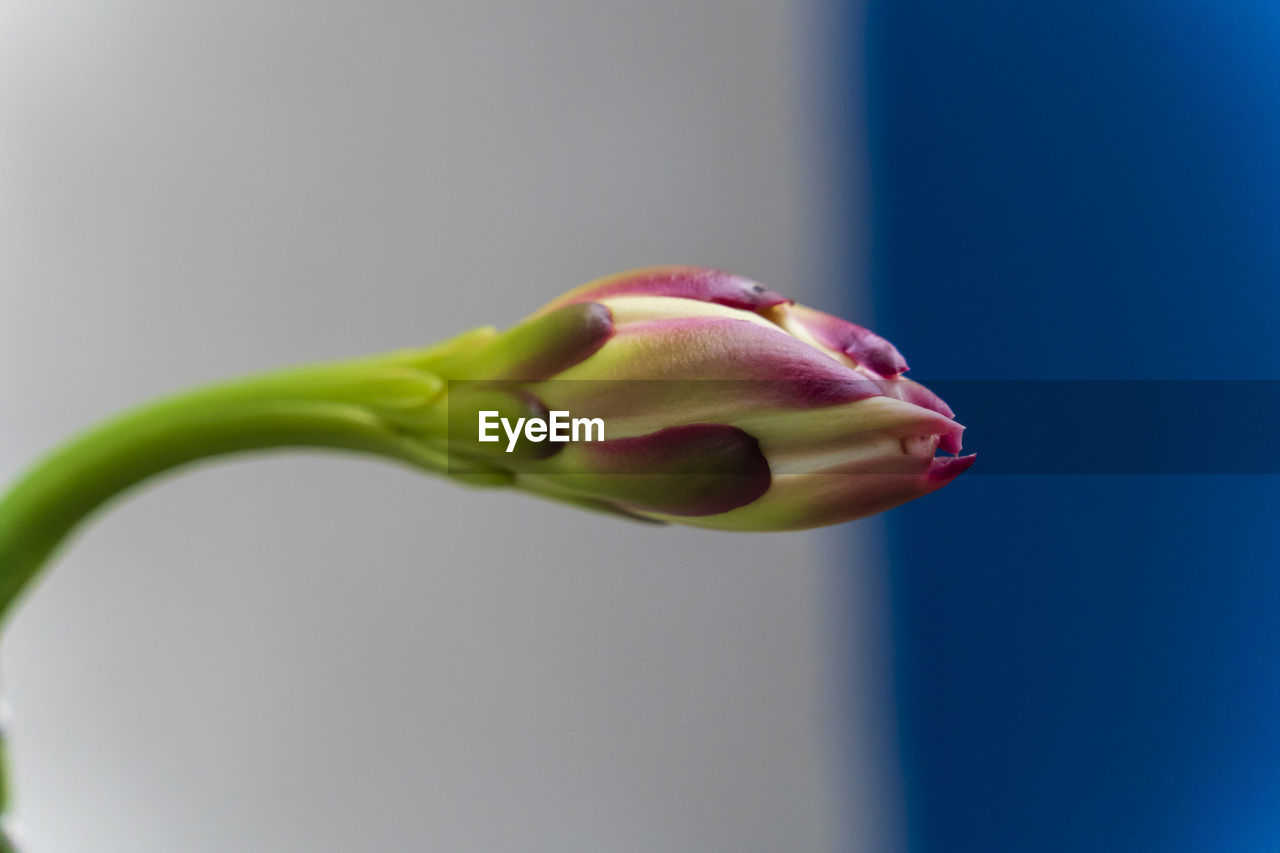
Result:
[432, 266, 973, 530]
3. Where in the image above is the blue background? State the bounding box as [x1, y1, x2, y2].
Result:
[852, 2, 1280, 850]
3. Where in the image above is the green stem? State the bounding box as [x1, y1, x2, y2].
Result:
[0, 344, 482, 848]
[0, 378, 443, 620]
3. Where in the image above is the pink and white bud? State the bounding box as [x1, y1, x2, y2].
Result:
[436, 267, 973, 531]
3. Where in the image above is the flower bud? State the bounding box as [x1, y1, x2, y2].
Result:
[433, 266, 973, 531]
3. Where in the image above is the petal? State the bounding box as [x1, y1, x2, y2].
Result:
[881, 377, 955, 419]
[874, 377, 961, 452]
[521, 317, 890, 442]
[520, 423, 772, 516]
[644, 451, 977, 531]
[599, 294, 783, 332]
[730, 395, 965, 473]
[535, 266, 791, 315]
[555, 316, 885, 403]
[771, 304, 909, 378]
[927, 452, 978, 483]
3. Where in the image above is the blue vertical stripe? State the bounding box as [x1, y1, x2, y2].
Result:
[850, 2, 1280, 851]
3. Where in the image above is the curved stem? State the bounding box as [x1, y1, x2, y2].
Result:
[0, 403, 428, 615]
[0, 374, 456, 618]
[0, 356, 462, 848]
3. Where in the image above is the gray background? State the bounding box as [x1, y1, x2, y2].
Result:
[0, 2, 898, 850]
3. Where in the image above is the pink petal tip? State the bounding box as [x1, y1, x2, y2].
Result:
[927, 453, 977, 483]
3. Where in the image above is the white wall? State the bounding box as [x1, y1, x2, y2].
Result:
[0, 2, 898, 850]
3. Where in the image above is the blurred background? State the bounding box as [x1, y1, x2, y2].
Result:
[7, 2, 1280, 852]
[865, 3, 1280, 852]
[0, 2, 892, 851]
